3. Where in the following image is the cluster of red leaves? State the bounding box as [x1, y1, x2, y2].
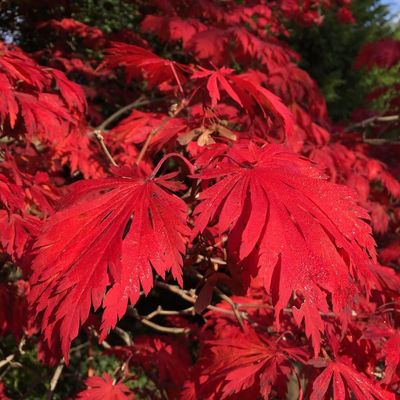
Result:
[355, 39, 400, 71]
[0, 0, 399, 399]
[77, 373, 134, 400]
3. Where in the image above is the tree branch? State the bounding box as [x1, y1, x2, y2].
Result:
[143, 305, 195, 320]
[46, 362, 64, 400]
[136, 99, 188, 166]
[154, 281, 248, 319]
[93, 130, 119, 167]
[346, 114, 399, 131]
[128, 307, 190, 334]
[91, 96, 148, 135]
[213, 287, 245, 330]
[114, 327, 132, 346]
[90, 96, 149, 167]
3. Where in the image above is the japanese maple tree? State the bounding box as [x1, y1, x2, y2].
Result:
[0, 0, 399, 399]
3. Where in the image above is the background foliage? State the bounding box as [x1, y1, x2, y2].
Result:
[0, 0, 399, 399]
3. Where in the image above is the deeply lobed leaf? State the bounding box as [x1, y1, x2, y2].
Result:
[29, 168, 190, 361]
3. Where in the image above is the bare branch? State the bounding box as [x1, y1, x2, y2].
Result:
[144, 306, 195, 320]
[114, 327, 132, 346]
[154, 281, 248, 319]
[213, 287, 245, 330]
[93, 129, 119, 167]
[91, 96, 148, 135]
[46, 362, 64, 400]
[128, 307, 190, 334]
[0, 355, 14, 369]
[89, 96, 149, 167]
[136, 99, 188, 166]
[346, 114, 399, 131]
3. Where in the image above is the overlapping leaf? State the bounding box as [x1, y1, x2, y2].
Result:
[355, 39, 400, 70]
[183, 324, 307, 399]
[0, 42, 86, 140]
[192, 66, 294, 137]
[77, 373, 134, 400]
[310, 357, 395, 400]
[193, 143, 378, 354]
[29, 167, 190, 360]
[103, 42, 190, 91]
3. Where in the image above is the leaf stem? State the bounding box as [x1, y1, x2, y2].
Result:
[90, 96, 148, 166]
[92, 96, 148, 134]
[136, 99, 188, 166]
[93, 129, 118, 167]
[46, 362, 64, 400]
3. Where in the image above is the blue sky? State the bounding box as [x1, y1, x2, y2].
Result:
[383, 0, 400, 14]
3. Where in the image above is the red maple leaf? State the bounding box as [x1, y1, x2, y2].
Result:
[39, 18, 105, 49]
[0, 382, 10, 400]
[49, 69, 87, 115]
[15, 92, 74, 141]
[77, 373, 134, 400]
[111, 336, 191, 398]
[187, 28, 230, 66]
[355, 39, 400, 70]
[0, 43, 86, 140]
[193, 142, 377, 355]
[381, 334, 400, 384]
[310, 357, 394, 400]
[364, 321, 400, 385]
[29, 167, 190, 361]
[0, 43, 47, 89]
[0, 174, 40, 260]
[380, 240, 400, 265]
[0, 73, 18, 128]
[0, 210, 39, 261]
[140, 15, 207, 48]
[0, 280, 31, 340]
[110, 110, 187, 151]
[192, 66, 294, 138]
[103, 42, 190, 92]
[185, 324, 307, 399]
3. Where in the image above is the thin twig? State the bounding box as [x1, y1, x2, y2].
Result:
[0, 355, 14, 369]
[128, 308, 190, 334]
[91, 330, 112, 349]
[362, 136, 400, 145]
[154, 281, 198, 304]
[46, 362, 64, 400]
[193, 271, 244, 326]
[154, 281, 248, 318]
[144, 306, 194, 320]
[114, 327, 132, 346]
[156, 280, 337, 322]
[196, 254, 227, 265]
[101, 340, 112, 349]
[18, 336, 26, 355]
[214, 287, 245, 330]
[91, 96, 148, 135]
[69, 342, 90, 354]
[0, 335, 26, 370]
[136, 99, 188, 166]
[346, 114, 399, 131]
[194, 271, 244, 329]
[90, 96, 149, 167]
[93, 129, 118, 167]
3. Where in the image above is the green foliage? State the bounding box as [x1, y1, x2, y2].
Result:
[289, 0, 394, 120]
[362, 64, 400, 112]
[0, 0, 139, 49]
[0, 335, 152, 399]
[71, 0, 138, 33]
